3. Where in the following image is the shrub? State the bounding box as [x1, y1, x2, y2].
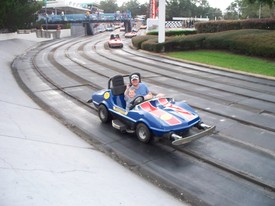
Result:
[133, 29, 275, 58]
[162, 34, 206, 52]
[147, 30, 197, 36]
[195, 18, 275, 33]
[140, 37, 166, 52]
[132, 35, 156, 49]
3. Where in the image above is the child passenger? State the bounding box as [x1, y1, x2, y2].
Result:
[124, 86, 136, 110]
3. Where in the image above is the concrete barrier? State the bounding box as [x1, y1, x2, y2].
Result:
[35, 30, 61, 39]
[36, 30, 42, 38]
[17, 29, 31, 34]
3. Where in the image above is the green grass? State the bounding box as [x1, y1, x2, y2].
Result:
[166, 50, 275, 77]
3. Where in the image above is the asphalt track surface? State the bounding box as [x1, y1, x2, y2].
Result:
[12, 31, 275, 205]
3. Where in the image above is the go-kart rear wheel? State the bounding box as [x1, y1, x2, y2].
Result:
[136, 123, 151, 143]
[98, 104, 111, 123]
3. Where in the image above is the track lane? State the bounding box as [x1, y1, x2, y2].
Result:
[11, 33, 274, 205]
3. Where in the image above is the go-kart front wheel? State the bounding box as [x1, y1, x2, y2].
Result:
[136, 123, 151, 143]
[98, 104, 111, 123]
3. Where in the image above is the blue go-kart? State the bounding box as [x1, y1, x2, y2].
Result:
[89, 73, 215, 145]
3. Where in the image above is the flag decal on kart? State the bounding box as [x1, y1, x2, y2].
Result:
[140, 102, 181, 125]
[158, 98, 195, 121]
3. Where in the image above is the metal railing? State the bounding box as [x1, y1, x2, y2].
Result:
[38, 13, 132, 24]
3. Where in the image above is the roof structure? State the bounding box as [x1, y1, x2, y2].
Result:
[42, 0, 100, 14]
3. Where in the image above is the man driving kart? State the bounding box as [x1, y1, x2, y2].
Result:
[126, 74, 153, 100]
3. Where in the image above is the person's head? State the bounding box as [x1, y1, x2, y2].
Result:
[128, 87, 136, 98]
[131, 74, 139, 86]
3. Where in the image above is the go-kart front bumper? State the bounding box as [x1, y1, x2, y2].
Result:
[171, 123, 216, 145]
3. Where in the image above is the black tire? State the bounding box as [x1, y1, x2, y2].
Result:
[136, 123, 152, 143]
[98, 104, 111, 123]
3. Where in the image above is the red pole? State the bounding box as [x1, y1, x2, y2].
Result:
[152, 0, 156, 18]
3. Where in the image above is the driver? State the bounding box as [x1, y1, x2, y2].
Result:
[129, 74, 153, 100]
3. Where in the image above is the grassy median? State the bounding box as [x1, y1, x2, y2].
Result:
[133, 29, 275, 78]
[166, 50, 275, 77]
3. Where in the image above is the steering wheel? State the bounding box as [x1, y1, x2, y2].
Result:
[129, 96, 144, 110]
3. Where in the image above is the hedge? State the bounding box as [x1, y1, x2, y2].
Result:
[132, 29, 275, 58]
[195, 18, 275, 33]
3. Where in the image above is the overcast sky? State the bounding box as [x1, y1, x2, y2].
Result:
[205, 0, 233, 11]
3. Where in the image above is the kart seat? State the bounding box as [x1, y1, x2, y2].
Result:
[110, 75, 126, 108]
[111, 75, 126, 96]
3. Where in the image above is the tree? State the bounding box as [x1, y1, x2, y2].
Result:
[166, 0, 193, 20]
[98, 0, 148, 18]
[166, 0, 222, 20]
[224, 0, 248, 19]
[195, 0, 211, 17]
[248, 0, 275, 7]
[223, 0, 273, 19]
[246, 0, 275, 17]
[120, 0, 148, 18]
[0, 0, 42, 32]
[98, 0, 224, 20]
[99, 0, 119, 13]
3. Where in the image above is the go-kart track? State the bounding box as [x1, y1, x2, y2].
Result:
[12, 31, 275, 206]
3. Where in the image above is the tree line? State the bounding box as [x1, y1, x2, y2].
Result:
[0, 0, 42, 32]
[0, 0, 274, 32]
[224, 0, 275, 19]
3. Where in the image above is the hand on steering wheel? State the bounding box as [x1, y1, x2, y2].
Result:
[129, 96, 144, 110]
